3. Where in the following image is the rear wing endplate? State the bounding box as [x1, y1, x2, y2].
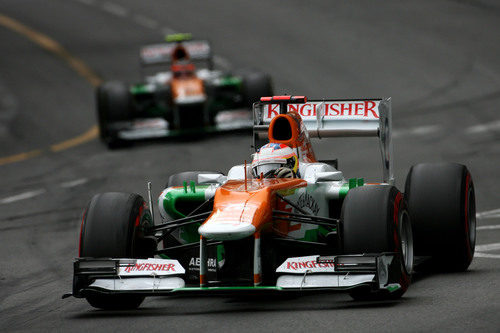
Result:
[253, 98, 393, 184]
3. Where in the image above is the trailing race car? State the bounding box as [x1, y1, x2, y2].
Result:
[68, 96, 476, 309]
[96, 33, 273, 148]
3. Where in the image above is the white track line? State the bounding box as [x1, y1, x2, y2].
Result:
[101, 2, 129, 18]
[476, 208, 500, 219]
[465, 120, 500, 134]
[392, 125, 441, 138]
[475, 242, 500, 252]
[75, 0, 96, 5]
[410, 125, 441, 135]
[477, 224, 500, 230]
[60, 178, 88, 188]
[0, 189, 46, 204]
[475, 252, 500, 259]
[161, 27, 177, 35]
[133, 14, 159, 30]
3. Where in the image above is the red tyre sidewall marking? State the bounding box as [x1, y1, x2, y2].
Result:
[135, 204, 145, 227]
[78, 209, 87, 257]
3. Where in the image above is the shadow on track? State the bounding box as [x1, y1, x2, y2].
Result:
[68, 292, 404, 319]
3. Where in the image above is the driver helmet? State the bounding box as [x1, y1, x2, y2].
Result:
[252, 143, 299, 178]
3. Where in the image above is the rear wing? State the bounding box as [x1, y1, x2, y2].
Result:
[139, 40, 213, 67]
[253, 97, 393, 184]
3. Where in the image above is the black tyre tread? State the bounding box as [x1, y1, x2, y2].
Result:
[79, 192, 152, 310]
[241, 71, 273, 107]
[80, 192, 145, 258]
[342, 185, 400, 254]
[405, 163, 475, 271]
[341, 185, 411, 300]
[96, 81, 132, 148]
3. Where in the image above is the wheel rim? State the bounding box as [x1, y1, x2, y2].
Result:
[467, 187, 476, 250]
[399, 210, 414, 274]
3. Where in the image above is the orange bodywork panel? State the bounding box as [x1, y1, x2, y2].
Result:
[198, 178, 307, 240]
[171, 76, 205, 99]
[268, 112, 317, 163]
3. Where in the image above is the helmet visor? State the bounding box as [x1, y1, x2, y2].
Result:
[252, 163, 284, 178]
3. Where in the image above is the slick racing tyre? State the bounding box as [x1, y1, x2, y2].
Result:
[342, 185, 413, 300]
[241, 71, 273, 107]
[405, 163, 476, 271]
[167, 171, 223, 188]
[96, 81, 132, 149]
[78, 192, 154, 310]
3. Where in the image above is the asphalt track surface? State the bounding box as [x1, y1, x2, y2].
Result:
[0, 0, 499, 331]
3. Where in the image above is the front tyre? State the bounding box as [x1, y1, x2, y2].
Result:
[96, 81, 132, 149]
[405, 163, 476, 271]
[342, 185, 413, 300]
[78, 192, 154, 310]
[240, 71, 273, 107]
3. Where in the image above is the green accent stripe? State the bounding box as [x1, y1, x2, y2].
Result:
[339, 183, 350, 199]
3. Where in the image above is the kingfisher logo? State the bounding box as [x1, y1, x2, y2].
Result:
[123, 263, 176, 273]
[286, 260, 335, 270]
[265, 101, 379, 120]
[277, 255, 337, 273]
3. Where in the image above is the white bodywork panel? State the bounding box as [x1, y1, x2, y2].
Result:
[90, 277, 185, 291]
[277, 274, 375, 289]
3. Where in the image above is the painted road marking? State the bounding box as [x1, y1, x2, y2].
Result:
[75, 0, 96, 5]
[0, 189, 46, 204]
[0, 178, 88, 205]
[475, 242, 500, 260]
[101, 2, 129, 18]
[50, 126, 98, 152]
[0, 13, 101, 166]
[392, 125, 441, 138]
[477, 224, 500, 230]
[60, 178, 89, 188]
[475, 242, 500, 252]
[465, 120, 500, 134]
[134, 14, 159, 30]
[161, 27, 177, 35]
[475, 253, 500, 259]
[0, 150, 43, 166]
[477, 208, 500, 219]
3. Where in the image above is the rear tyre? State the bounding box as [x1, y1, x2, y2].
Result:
[405, 163, 476, 271]
[241, 71, 273, 107]
[342, 185, 413, 300]
[96, 81, 132, 149]
[78, 192, 154, 310]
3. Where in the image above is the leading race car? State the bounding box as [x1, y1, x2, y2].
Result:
[68, 95, 476, 309]
[97, 33, 273, 148]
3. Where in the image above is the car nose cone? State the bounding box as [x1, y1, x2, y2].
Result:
[198, 222, 255, 241]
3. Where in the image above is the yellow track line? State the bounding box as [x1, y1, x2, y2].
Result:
[0, 13, 102, 166]
[50, 125, 99, 152]
[0, 150, 43, 166]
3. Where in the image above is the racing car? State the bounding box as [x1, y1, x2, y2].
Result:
[68, 95, 476, 309]
[96, 33, 273, 148]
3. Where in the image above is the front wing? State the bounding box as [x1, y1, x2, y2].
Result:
[110, 109, 252, 141]
[69, 253, 403, 298]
